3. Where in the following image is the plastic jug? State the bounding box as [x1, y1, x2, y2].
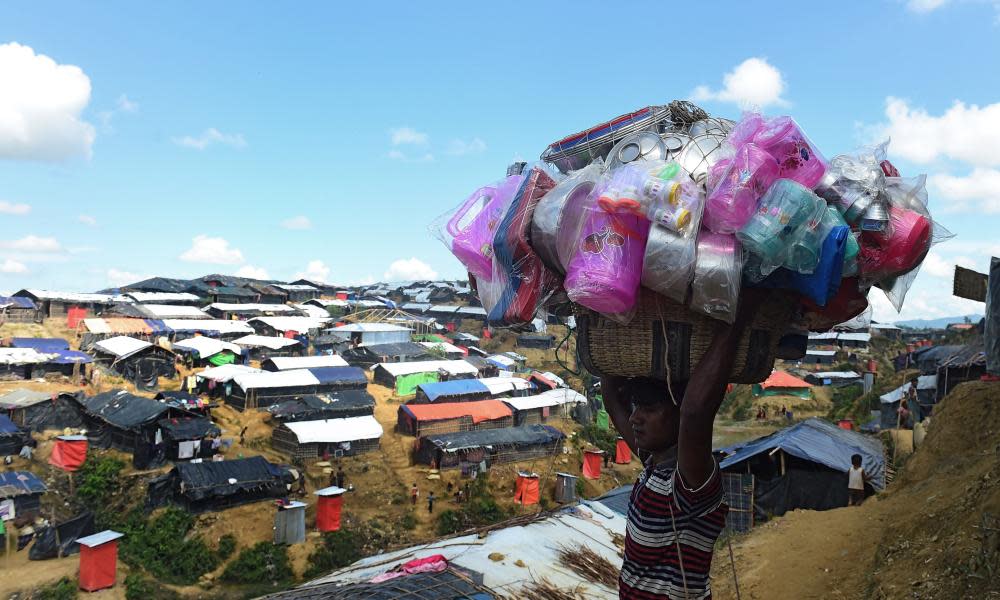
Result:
[704, 143, 779, 234]
[445, 175, 522, 281]
[752, 116, 827, 188]
[690, 232, 742, 323]
[737, 179, 826, 274]
[565, 191, 650, 315]
[858, 207, 932, 281]
[597, 162, 699, 235]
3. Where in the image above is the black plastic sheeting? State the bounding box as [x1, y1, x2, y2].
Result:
[267, 391, 375, 422]
[262, 568, 494, 600]
[422, 424, 564, 452]
[147, 456, 293, 513]
[750, 464, 867, 523]
[987, 257, 1000, 376]
[0, 416, 29, 455]
[78, 390, 172, 429]
[156, 416, 221, 441]
[341, 343, 432, 367]
[29, 511, 96, 560]
[17, 394, 84, 432]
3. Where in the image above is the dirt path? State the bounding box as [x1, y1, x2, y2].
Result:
[0, 549, 127, 598]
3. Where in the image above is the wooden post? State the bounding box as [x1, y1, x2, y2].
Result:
[779, 451, 786, 476]
[52, 508, 62, 558]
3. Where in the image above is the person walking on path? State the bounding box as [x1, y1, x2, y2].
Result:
[427, 491, 436, 514]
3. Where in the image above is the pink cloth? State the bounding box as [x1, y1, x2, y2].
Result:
[370, 555, 448, 583]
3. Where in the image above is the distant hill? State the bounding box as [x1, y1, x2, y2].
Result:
[894, 314, 983, 329]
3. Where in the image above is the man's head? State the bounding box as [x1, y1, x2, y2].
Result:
[851, 453, 862, 468]
[625, 378, 687, 453]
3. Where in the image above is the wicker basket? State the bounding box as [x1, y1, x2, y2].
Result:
[575, 289, 794, 384]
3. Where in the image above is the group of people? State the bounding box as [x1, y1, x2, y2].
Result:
[754, 404, 794, 422]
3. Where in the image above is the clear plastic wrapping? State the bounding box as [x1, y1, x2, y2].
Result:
[801, 277, 870, 332]
[531, 163, 605, 275]
[640, 175, 707, 304]
[564, 173, 650, 316]
[721, 113, 828, 188]
[483, 167, 561, 326]
[703, 143, 780, 234]
[690, 232, 743, 323]
[737, 179, 827, 278]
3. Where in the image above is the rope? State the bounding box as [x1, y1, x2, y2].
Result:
[554, 322, 579, 376]
[667, 495, 691, 599]
[655, 296, 678, 406]
[727, 535, 743, 600]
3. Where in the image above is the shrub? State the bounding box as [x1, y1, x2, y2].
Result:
[124, 573, 180, 600]
[216, 534, 237, 560]
[36, 578, 76, 600]
[222, 542, 293, 585]
[579, 423, 617, 455]
[76, 456, 126, 510]
[400, 512, 417, 530]
[304, 530, 362, 579]
[435, 510, 463, 535]
[435, 487, 509, 535]
[118, 508, 218, 585]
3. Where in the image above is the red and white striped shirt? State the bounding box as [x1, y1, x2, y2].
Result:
[620, 459, 728, 599]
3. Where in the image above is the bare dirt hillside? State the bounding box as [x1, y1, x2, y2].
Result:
[711, 380, 1000, 600]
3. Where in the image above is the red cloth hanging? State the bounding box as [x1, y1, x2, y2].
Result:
[514, 474, 540, 505]
[79, 541, 118, 591]
[615, 439, 632, 464]
[49, 438, 88, 472]
[317, 494, 343, 532]
[582, 450, 603, 479]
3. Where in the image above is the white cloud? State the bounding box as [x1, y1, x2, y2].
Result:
[295, 260, 330, 283]
[179, 235, 245, 264]
[691, 58, 787, 108]
[390, 127, 428, 146]
[0, 42, 96, 161]
[386, 150, 434, 162]
[384, 257, 438, 281]
[0, 259, 28, 274]
[281, 216, 312, 230]
[907, 0, 950, 11]
[877, 98, 1000, 167]
[928, 168, 1000, 213]
[922, 251, 977, 278]
[172, 128, 247, 150]
[0, 201, 30, 215]
[78, 214, 97, 226]
[106, 268, 145, 286]
[235, 265, 269, 279]
[446, 137, 487, 156]
[117, 94, 138, 113]
[0, 235, 62, 252]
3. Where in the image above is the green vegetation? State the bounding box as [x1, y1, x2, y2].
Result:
[325, 306, 346, 318]
[124, 574, 180, 600]
[216, 533, 237, 560]
[222, 542, 293, 585]
[828, 383, 864, 420]
[36, 578, 76, 600]
[435, 478, 509, 535]
[578, 422, 618, 455]
[304, 530, 362, 579]
[400, 511, 417, 530]
[720, 385, 754, 421]
[116, 508, 218, 585]
[76, 455, 126, 511]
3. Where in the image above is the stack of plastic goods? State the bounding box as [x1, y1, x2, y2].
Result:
[433, 100, 946, 354]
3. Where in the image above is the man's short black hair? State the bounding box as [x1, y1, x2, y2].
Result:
[851, 453, 863, 466]
[624, 377, 688, 407]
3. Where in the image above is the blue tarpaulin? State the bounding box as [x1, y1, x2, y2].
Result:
[0, 414, 22, 435]
[0, 470, 47, 497]
[0, 296, 36, 309]
[306, 366, 368, 387]
[48, 350, 94, 365]
[11, 338, 70, 352]
[417, 379, 490, 402]
[144, 319, 173, 334]
[719, 418, 885, 490]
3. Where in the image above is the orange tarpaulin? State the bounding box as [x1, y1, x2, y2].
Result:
[316, 491, 344, 532]
[760, 370, 811, 389]
[615, 438, 632, 464]
[49, 437, 88, 472]
[403, 400, 512, 424]
[514, 473, 540, 506]
[79, 540, 118, 591]
[583, 449, 604, 479]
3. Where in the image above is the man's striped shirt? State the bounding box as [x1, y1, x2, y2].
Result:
[620, 460, 728, 599]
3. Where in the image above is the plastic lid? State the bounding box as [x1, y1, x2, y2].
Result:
[655, 163, 681, 180]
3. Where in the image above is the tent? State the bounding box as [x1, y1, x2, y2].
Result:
[517, 333, 555, 349]
[418, 341, 467, 360]
[194, 364, 262, 397]
[77, 530, 124, 592]
[373, 360, 479, 396]
[802, 349, 836, 365]
[503, 389, 587, 425]
[0, 414, 30, 454]
[0, 389, 83, 432]
[514, 472, 540, 506]
[28, 511, 95, 561]
[262, 355, 349, 371]
[414, 425, 564, 470]
[339, 342, 431, 368]
[486, 355, 516, 372]
[91, 336, 176, 389]
[172, 336, 241, 367]
[267, 391, 376, 423]
[272, 416, 383, 459]
[752, 370, 812, 398]
[936, 342, 986, 401]
[804, 371, 863, 387]
[413, 379, 491, 404]
[879, 375, 938, 429]
[315, 486, 346, 532]
[0, 470, 47, 519]
[718, 418, 885, 522]
[49, 435, 89, 472]
[615, 438, 632, 464]
[397, 400, 513, 437]
[156, 417, 221, 461]
[228, 366, 368, 411]
[147, 456, 294, 513]
[10, 338, 92, 378]
[231, 335, 304, 359]
[75, 390, 189, 468]
[274, 501, 307, 545]
[582, 449, 604, 479]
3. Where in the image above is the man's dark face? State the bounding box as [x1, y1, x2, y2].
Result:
[628, 399, 680, 453]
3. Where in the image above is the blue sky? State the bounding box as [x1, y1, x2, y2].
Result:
[1, 0, 999, 321]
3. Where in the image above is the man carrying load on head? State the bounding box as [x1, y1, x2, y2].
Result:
[603, 296, 759, 599]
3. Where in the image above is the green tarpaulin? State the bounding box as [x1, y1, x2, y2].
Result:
[596, 409, 610, 430]
[395, 371, 440, 397]
[208, 352, 237, 366]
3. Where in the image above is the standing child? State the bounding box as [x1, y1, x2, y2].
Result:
[427, 491, 435, 514]
[848, 454, 867, 506]
[410, 483, 419, 506]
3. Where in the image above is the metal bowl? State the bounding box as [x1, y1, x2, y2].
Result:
[675, 133, 729, 184]
[607, 131, 670, 169]
[541, 105, 672, 173]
